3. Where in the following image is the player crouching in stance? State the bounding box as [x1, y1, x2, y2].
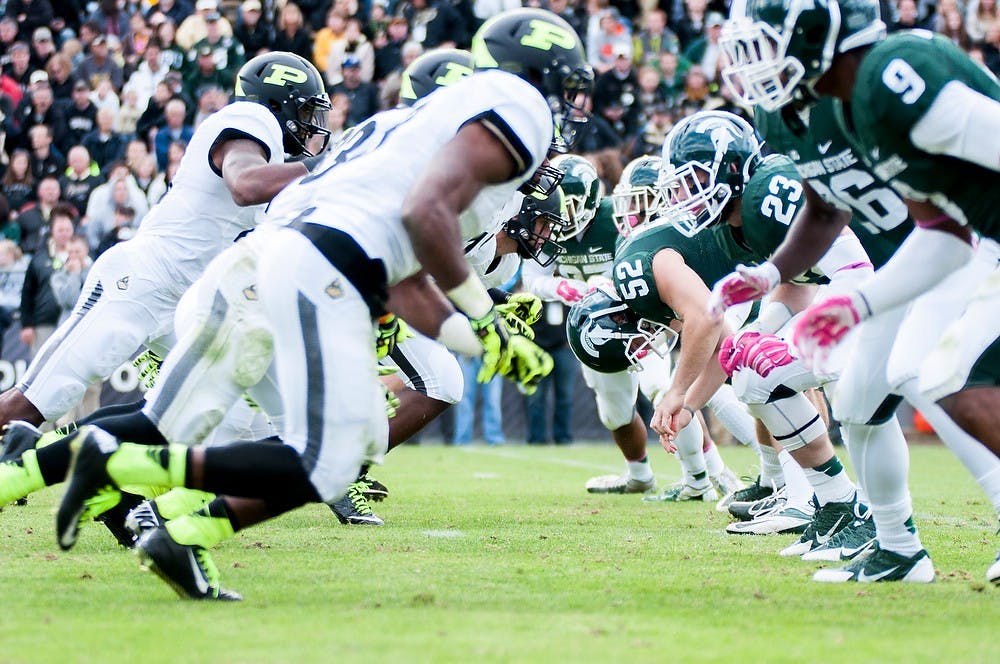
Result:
[54, 8, 589, 600]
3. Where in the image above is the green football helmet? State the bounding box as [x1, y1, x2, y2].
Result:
[551, 153, 602, 241]
[658, 111, 762, 238]
[720, 0, 886, 112]
[611, 155, 662, 238]
[471, 8, 594, 149]
[503, 188, 570, 267]
[398, 48, 474, 106]
[566, 285, 677, 374]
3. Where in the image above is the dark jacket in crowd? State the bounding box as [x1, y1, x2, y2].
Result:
[20, 243, 62, 328]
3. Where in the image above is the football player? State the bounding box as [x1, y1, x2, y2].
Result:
[55, 8, 590, 600]
[714, 0, 1000, 583]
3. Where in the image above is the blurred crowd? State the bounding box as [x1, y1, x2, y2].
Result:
[0, 0, 995, 359]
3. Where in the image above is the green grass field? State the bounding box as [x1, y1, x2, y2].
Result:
[0, 442, 997, 664]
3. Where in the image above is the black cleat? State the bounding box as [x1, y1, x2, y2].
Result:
[360, 475, 388, 502]
[136, 526, 241, 601]
[329, 480, 384, 525]
[94, 491, 147, 548]
[0, 420, 43, 464]
[55, 427, 122, 551]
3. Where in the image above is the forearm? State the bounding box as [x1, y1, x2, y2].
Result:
[770, 202, 850, 282]
[404, 200, 475, 297]
[683, 356, 729, 412]
[854, 225, 974, 316]
[224, 161, 308, 206]
[671, 314, 723, 396]
[385, 273, 455, 339]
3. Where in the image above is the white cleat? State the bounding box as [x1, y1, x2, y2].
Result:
[585, 474, 657, 494]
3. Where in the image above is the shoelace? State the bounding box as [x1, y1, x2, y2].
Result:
[195, 546, 222, 590]
[347, 483, 374, 515]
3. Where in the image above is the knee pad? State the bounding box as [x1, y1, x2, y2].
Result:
[388, 336, 464, 405]
[748, 393, 827, 452]
[232, 327, 274, 389]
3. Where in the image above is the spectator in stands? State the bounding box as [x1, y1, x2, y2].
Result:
[13, 84, 66, 152]
[341, 18, 375, 82]
[123, 12, 154, 72]
[402, 0, 470, 49]
[89, 74, 121, 114]
[28, 124, 65, 182]
[29, 27, 56, 71]
[19, 204, 75, 354]
[0, 235, 28, 348]
[116, 88, 143, 136]
[77, 35, 125, 91]
[17, 175, 63, 254]
[524, 301, 577, 444]
[45, 53, 76, 99]
[0, 194, 19, 243]
[372, 15, 411, 81]
[633, 9, 679, 66]
[967, 0, 999, 42]
[88, 0, 130, 39]
[191, 11, 246, 82]
[982, 23, 1000, 73]
[234, 0, 273, 57]
[4, 43, 36, 106]
[183, 45, 231, 99]
[136, 80, 171, 146]
[0, 18, 19, 54]
[51, 233, 92, 324]
[155, 19, 187, 72]
[82, 107, 126, 171]
[330, 55, 379, 126]
[674, 64, 723, 116]
[634, 64, 668, 117]
[193, 85, 226, 127]
[83, 162, 149, 249]
[61, 80, 98, 152]
[630, 101, 673, 157]
[176, 0, 234, 51]
[1, 150, 36, 214]
[154, 98, 193, 170]
[593, 44, 641, 139]
[273, 3, 313, 61]
[673, 0, 708, 49]
[123, 139, 149, 175]
[587, 8, 633, 74]
[134, 154, 167, 205]
[656, 50, 689, 101]
[682, 10, 725, 81]
[5, 0, 54, 43]
[95, 204, 137, 257]
[124, 40, 169, 110]
[150, 0, 195, 32]
[940, 6, 974, 51]
[573, 97, 623, 153]
[59, 145, 103, 218]
[314, 6, 348, 78]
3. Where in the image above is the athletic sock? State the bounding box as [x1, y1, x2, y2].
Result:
[804, 455, 857, 506]
[627, 456, 654, 482]
[872, 500, 923, 556]
[674, 415, 707, 485]
[35, 436, 72, 485]
[106, 442, 187, 488]
[154, 487, 217, 520]
[704, 444, 725, 478]
[759, 445, 785, 489]
[778, 449, 813, 506]
[165, 497, 236, 548]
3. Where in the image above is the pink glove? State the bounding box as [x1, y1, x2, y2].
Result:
[718, 331, 762, 377]
[743, 334, 796, 377]
[708, 262, 780, 318]
[555, 279, 586, 304]
[792, 294, 868, 363]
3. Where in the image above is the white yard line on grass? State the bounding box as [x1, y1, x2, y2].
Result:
[459, 445, 620, 472]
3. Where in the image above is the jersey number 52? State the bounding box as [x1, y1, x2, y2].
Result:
[615, 260, 649, 300]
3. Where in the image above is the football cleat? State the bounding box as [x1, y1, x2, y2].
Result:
[136, 526, 242, 600]
[710, 468, 746, 509]
[812, 544, 935, 584]
[643, 481, 718, 502]
[360, 475, 388, 502]
[0, 449, 45, 508]
[779, 497, 857, 557]
[0, 420, 43, 463]
[728, 485, 787, 521]
[329, 480, 384, 525]
[55, 427, 122, 551]
[800, 509, 876, 562]
[586, 473, 657, 494]
[718, 475, 778, 513]
[94, 491, 147, 548]
[725, 502, 813, 535]
[987, 552, 1000, 586]
[125, 500, 164, 539]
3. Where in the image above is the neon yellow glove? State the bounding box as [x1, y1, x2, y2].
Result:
[133, 349, 163, 390]
[375, 314, 415, 360]
[469, 309, 510, 383]
[377, 365, 401, 418]
[495, 292, 543, 339]
[503, 335, 554, 395]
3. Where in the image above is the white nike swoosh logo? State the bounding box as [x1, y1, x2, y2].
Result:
[858, 565, 899, 582]
[814, 515, 847, 545]
[842, 538, 875, 557]
[187, 548, 210, 594]
[588, 247, 604, 254]
[818, 140, 833, 154]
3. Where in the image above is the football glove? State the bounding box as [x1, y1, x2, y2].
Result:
[708, 262, 781, 318]
[374, 313, 414, 360]
[133, 349, 163, 390]
[468, 309, 509, 383]
[495, 292, 543, 339]
[378, 365, 401, 419]
[792, 293, 868, 368]
[504, 334, 554, 395]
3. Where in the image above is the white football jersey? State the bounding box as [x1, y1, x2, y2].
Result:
[263, 70, 553, 285]
[136, 101, 285, 290]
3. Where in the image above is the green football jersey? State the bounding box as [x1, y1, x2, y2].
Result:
[612, 222, 735, 324]
[756, 98, 912, 269]
[851, 30, 1000, 240]
[555, 199, 619, 282]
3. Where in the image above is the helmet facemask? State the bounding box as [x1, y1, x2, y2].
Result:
[611, 183, 663, 238]
[720, 17, 809, 113]
[519, 160, 565, 198]
[282, 94, 332, 157]
[624, 318, 678, 370]
[550, 65, 594, 151]
[658, 159, 733, 238]
[577, 300, 677, 372]
[504, 194, 570, 267]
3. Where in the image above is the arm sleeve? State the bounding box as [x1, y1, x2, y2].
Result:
[520, 257, 564, 301]
[909, 81, 1000, 172]
[813, 228, 875, 292]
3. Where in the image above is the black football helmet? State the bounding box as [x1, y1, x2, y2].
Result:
[566, 285, 678, 373]
[398, 48, 475, 106]
[503, 188, 570, 267]
[234, 51, 332, 157]
[471, 8, 594, 149]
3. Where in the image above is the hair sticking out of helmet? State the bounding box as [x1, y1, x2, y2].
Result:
[551, 153, 602, 241]
[471, 8, 594, 150]
[504, 187, 570, 266]
[719, 0, 886, 111]
[611, 155, 663, 238]
[398, 48, 475, 106]
[658, 110, 761, 237]
[566, 285, 678, 373]
[234, 51, 332, 156]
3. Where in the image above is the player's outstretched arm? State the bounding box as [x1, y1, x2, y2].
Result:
[769, 183, 853, 282]
[212, 138, 310, 207]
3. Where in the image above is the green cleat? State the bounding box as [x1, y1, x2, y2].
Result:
[136, 526, 242, 601]
[801, 511, 876, 562]
[812, 544, 935, 583]
[779, 496, 856, 557]
[643, 481, 718, 503]
[0, 448, 45, 507]
[56, 427, 122, 551]
[717, 475, 777, 513]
